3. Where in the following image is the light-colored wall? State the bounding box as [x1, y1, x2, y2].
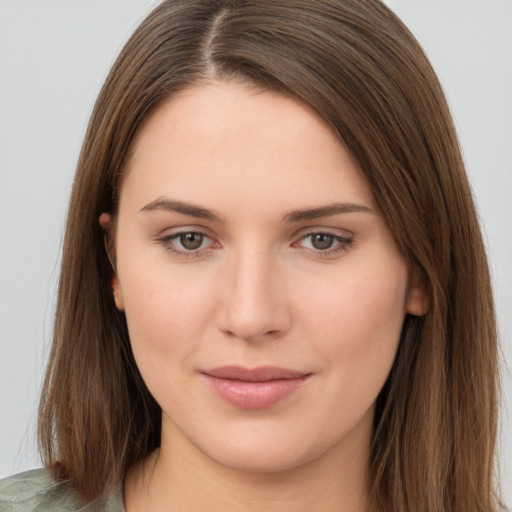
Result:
[1, 0, 510, 504]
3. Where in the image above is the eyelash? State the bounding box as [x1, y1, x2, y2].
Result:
[158, 231, 217, 258]
[294, 231, 353, 257]
[157, 230, 353, 258]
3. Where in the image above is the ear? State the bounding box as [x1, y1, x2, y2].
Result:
[111, 273, 125, 311]
[406, 267, 430, 316]
[99, 213, 124, 311]
[99, 212, 111, 231]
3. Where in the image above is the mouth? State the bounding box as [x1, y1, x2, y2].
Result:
[201, 366, 312, 410]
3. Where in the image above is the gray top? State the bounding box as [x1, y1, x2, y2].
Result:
[0, 469, 125, 512]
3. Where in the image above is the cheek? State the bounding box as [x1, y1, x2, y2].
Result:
[296, 258, 408, 395]
[117, 259, 218, 374]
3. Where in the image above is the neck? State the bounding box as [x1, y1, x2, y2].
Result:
[124, 419, 372, 512]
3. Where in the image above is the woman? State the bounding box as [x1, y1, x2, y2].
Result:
[0, 0, 503, 511]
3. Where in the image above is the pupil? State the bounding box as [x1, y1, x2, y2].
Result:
[312, 233, 334, 250]
[180, 233, 203, 250]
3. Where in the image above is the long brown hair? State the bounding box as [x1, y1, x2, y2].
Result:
[38, 1, 502, 510]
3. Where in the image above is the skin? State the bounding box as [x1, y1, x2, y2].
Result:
[100, 81, 427, 512]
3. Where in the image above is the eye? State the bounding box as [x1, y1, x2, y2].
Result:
[295, 231, 353, 255]
[159, 230, 217, 255]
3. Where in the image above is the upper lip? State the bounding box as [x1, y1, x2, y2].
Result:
[202, 366, 310, 382]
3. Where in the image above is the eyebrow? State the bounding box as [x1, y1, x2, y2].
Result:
[140, 198, 225, 222]
[140, 198, 373, 223]
[283, 203, 374, 222]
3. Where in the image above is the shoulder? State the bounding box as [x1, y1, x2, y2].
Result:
[0, 469, 85, 511]
[0, 469, 124, 512]
[0, 469, 79, 511]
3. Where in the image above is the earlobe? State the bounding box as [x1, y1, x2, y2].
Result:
[406, 268, 430, 316]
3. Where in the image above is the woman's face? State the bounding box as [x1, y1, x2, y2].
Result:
[107, 81, 426, 475]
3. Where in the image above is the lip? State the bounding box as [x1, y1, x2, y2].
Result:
[202, 366, 311, 410]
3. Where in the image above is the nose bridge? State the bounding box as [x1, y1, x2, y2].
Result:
[218, 243, 289, 341]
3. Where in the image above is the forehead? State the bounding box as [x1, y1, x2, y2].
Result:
[120, 81, 376, 214]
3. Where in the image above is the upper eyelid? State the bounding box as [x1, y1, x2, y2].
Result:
[158, 225, 216, 238]
[157, 227, 353, 238]
[293, 226, 353, 239]
[300, 229, 352, 237]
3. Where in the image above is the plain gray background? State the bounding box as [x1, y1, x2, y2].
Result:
[1, 0, 511, 505]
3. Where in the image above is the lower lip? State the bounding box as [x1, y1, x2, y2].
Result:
[204, 375, 310, 410]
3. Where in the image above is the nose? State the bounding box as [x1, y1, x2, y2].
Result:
[216, 248, 291, 342]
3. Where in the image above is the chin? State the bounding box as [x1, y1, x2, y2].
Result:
[189, 419, 356, 477]
[208, 444, 314, 475]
